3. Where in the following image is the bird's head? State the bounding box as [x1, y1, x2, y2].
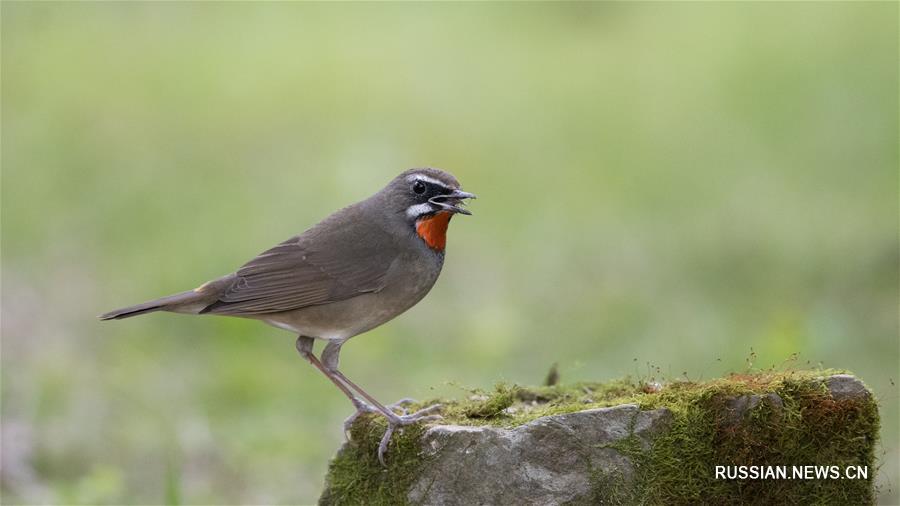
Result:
[380, 168, 476, 251]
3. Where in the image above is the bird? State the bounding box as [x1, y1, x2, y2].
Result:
[99, 167, 476, 464]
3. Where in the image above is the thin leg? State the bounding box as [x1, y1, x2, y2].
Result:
[321, 341, 426, 420]
[296, 336, 377, 437]
[331, 369, 441, 421]
[321, 341, 443, 465]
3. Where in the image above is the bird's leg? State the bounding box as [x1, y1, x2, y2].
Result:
[295, 336, 376, 438]
[320, 341, 436, 416]
[321, 341, 443, 465]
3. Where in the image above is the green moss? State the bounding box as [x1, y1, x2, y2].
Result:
[433, 377, 648, 428]
[461, 383, 517, 419]
[320, 370, 880, 505]
[319, 414, 432, 506]
[606, 370, 880, 505]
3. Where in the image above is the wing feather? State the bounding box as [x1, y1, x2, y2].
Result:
[202, 205, 399, 315]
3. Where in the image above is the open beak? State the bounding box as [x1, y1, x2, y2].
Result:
[430, 189, 477, 215]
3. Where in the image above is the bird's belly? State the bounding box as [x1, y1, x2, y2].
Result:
[259, 267, 440, 340]
[259, 296, 390, 339]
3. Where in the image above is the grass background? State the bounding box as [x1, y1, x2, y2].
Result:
[2, 2, 897, 504]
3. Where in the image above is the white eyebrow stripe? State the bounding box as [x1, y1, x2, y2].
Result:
[406, 174, 451, 188]
[406, 202, 436, 219]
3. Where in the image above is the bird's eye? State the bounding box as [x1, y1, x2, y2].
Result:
[412, 181, 427, 194]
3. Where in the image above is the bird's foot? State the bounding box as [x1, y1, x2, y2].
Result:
[386, 397, 417, 415]
[343, 398, 379, 440]
[377, 404, 443, 466]
[343, 398, 421, 439]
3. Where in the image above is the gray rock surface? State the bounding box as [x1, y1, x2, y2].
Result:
[319, 374, 873, 506]
[824, 374, 870, 400]
[724, 392, 784, 424]
[408, 405, 672, 505]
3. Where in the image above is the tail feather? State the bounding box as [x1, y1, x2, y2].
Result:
[99, 290, 206, 320]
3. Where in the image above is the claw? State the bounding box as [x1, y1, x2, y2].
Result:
[342, 398, 377, 440]
[387, 398, 417, 414]
[377, 424, 396, 466]
[376, 404, 443, 466]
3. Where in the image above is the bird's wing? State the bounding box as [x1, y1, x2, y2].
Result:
[201, 207, 400, 315]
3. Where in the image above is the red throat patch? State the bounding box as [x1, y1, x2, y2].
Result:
[416, 211, 452, 251]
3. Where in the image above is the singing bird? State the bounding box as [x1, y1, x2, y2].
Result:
[100, 168, 476, 464]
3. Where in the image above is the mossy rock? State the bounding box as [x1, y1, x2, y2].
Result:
[319, 371, 879, 505]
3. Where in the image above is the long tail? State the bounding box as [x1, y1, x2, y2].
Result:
[98, 290, 207, 320]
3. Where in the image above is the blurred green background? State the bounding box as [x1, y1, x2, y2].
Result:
[2, 2, 897, 504]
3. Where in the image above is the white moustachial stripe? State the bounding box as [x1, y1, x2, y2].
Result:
[406, 202, 435, 219]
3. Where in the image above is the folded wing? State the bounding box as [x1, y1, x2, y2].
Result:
[201, 206, 399, 315]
